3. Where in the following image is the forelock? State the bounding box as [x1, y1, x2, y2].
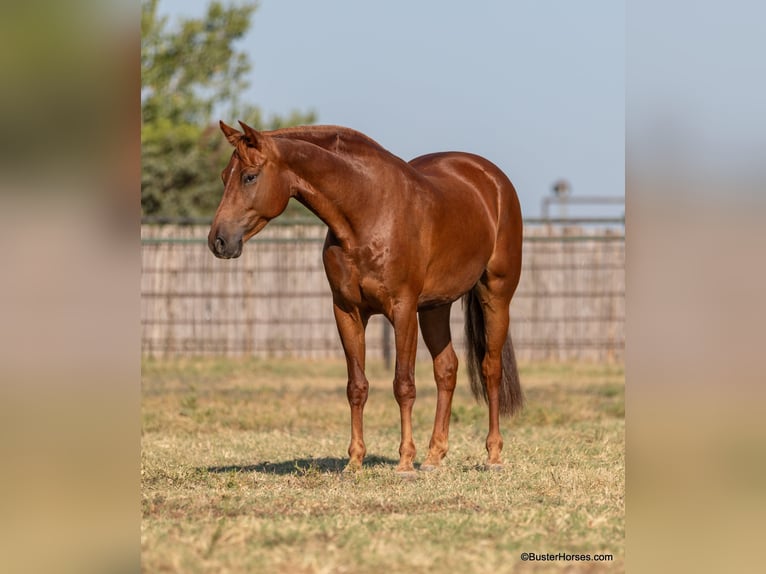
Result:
[234, 138, 256, 167]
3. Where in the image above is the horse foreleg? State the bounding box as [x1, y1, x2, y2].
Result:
[391, 303, 419, 475]
[419, 305, 458, 470]
[333, 303, 369, 471]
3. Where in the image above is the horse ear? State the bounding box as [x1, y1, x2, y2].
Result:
[219, 121, 241, 146]
[237, 121, 277, 156]
[238, 121, 262, 146]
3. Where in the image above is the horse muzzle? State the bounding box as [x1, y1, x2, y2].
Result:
[209, 232, 243, 259]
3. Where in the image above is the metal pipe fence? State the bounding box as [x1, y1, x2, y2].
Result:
[141, 219, 624, 362]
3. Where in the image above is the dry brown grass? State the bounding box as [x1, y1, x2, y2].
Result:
[142, 358, 624, 573]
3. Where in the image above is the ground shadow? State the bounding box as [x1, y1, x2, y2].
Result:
[205, 454, 399, 475]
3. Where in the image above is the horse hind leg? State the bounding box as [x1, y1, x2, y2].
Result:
[480, 297, 510, 468]
[419, 305, 458, 471]
[472, 272, 522, 469]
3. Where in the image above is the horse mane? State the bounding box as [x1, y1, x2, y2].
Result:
[267, 125, 390, 158]
[230, 123, 409, 175]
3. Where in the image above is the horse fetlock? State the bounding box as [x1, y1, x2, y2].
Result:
[486, 434, 503, 459]
[428, 435, 449, 456]
[348, 440, 366, 462]
[398, 440, 416, 460]
[422, 448, 447, 470]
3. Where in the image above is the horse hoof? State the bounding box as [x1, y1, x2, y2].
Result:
[419, 463, 441, 473]
[343, 462, 362, 474]
[396, 469, 418, 480]
[484, 463, 505, 472]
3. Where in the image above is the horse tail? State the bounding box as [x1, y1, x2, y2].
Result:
[463, 286, 524, 416]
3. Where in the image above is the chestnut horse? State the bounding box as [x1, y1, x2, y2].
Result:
[209, 121, 523, 474]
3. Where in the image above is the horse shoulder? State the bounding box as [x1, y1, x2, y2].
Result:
[322, 236, 363, 306]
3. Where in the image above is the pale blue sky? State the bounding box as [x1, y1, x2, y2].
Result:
[157, 0, 625, 218]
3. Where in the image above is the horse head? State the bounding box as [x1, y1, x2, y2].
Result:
[208, 121, 293, 259]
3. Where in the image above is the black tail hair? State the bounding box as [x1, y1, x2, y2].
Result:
[463, 286, 524, 416]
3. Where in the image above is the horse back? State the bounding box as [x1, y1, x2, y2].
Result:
[410, 151, 521, 234]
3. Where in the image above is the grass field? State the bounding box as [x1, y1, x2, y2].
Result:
[141, 358, 624, 573]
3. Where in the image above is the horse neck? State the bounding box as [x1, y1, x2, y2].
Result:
[273, 136, 386, 245]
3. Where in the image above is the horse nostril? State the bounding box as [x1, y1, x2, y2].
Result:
[215, 236, 226, 254]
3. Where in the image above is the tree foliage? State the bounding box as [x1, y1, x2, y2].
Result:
[141, 0, 316, 217]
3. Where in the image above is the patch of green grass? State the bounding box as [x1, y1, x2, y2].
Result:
[142, 358, 624, 573]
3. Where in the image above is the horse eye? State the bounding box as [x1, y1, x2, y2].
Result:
[243, 173, 257, 185]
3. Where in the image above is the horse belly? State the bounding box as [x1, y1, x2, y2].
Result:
[415, 166, 499, 304]
[419, 239, 493, 308]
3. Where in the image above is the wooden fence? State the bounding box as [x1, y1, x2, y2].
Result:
[141, 220, 624, 362]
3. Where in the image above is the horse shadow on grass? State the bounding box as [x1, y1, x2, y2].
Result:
[205, 455, 399, 476]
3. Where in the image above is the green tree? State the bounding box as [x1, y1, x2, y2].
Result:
[141, 0, 316, 217]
